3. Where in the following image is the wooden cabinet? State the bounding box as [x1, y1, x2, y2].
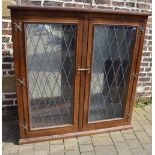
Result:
[8, 6, 149, 144]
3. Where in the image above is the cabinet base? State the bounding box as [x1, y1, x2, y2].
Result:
[19, 125, 132, 144]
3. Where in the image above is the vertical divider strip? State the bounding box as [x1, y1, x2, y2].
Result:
[78, 18, 89, 130]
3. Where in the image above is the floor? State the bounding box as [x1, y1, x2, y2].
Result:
[2, 105, 152, 155]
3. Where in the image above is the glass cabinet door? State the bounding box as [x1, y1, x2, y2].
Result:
[84, 20, 140, 128]
[23, 21, 82, 132]
[89, 25, 137, 122]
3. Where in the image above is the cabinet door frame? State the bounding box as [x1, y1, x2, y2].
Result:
[17, 17, 83, 138]
[82, 18, 143, 130]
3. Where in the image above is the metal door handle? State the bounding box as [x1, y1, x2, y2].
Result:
[17, 79, 25, 86]
[77, 68, 90, 74]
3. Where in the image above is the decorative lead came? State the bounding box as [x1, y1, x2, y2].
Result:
[88, 25, 137, 122]
[25, 23, 77, 129]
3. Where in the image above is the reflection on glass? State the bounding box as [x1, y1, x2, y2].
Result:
[25, 24, 77, 129]
[88, 25, 137, 122]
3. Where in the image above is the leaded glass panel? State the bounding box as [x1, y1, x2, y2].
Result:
[25, 23, 77, 129]
[88, 25, 137, 122]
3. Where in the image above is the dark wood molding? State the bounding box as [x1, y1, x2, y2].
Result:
[8, 5, 151, 17]
[19, 124, 132, 144]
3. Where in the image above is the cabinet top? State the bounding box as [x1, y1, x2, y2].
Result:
[8, 5, 150, 17]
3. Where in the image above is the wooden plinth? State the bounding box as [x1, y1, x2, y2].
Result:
[19, 124, 132, 144]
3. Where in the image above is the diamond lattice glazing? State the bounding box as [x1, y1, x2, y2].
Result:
[25, 23, 77, 129]
[88, 25, 137, 122]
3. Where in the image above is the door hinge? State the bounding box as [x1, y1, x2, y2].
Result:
[132, 73, 137, 80]
[14, 23, 22, 32]
[17, 79, 25, 86]
[22, 124, 28, 130]
[140, 25, 145, 34]
[125, 113, 130, 119]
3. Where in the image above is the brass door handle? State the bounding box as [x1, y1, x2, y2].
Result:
[17, 79, 25, 86]
[77, 68, 90, 74]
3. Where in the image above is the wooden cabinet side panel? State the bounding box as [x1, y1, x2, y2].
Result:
[11, 11, 26, 139]
[127, 18, 149, 123]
